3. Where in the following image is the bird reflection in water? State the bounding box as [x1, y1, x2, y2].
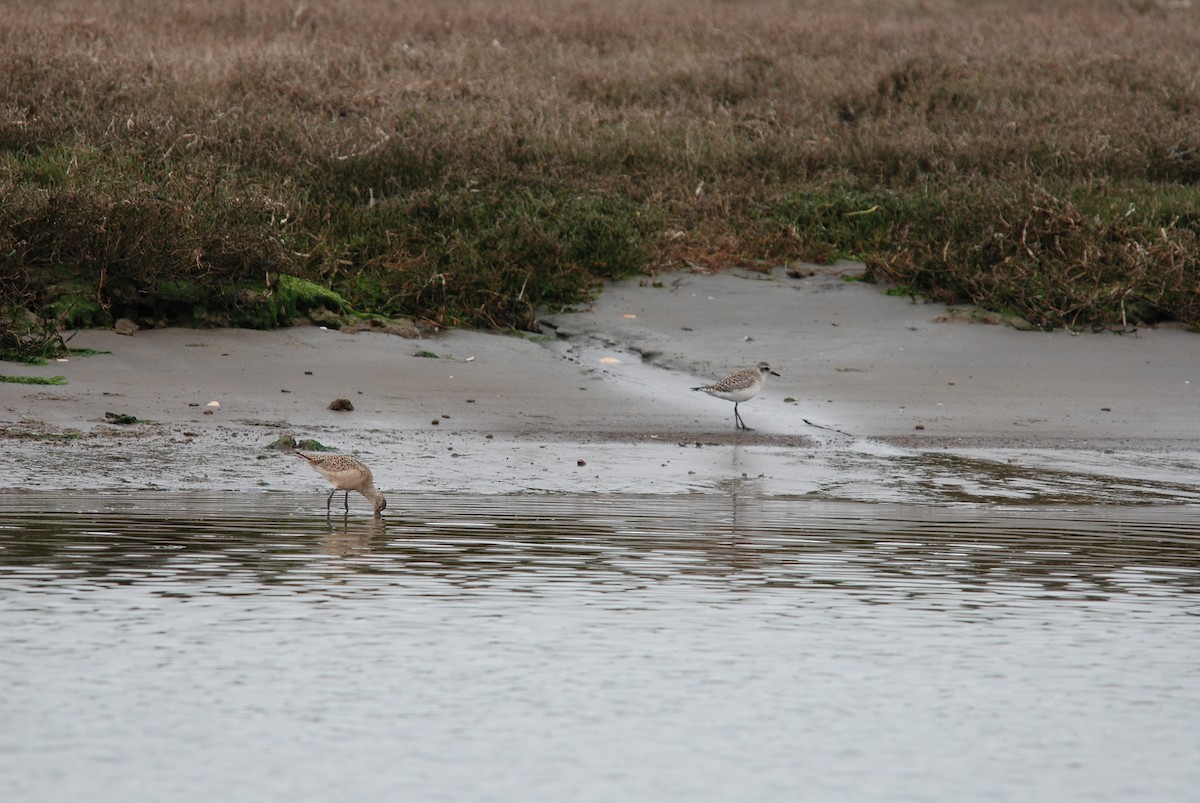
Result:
[321, 513, 387, 557]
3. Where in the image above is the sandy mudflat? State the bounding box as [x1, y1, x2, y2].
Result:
[3, 264, 1199, 504]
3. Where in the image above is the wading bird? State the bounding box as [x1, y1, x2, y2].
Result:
[691, 361, 780, 431]
[295, 450, 387, 516]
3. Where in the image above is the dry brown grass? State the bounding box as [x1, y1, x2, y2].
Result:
[2, 0, 1199, 351]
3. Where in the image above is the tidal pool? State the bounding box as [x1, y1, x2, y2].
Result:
[2, 492, 1198, 802]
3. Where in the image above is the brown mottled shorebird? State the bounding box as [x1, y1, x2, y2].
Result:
[294, 450, 387, 516]
[691, 361, 780, 431]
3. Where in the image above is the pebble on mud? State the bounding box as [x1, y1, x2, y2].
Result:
[328, 398, 354, 411]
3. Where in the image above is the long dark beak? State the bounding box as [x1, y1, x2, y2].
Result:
[769, 370, 781, 376]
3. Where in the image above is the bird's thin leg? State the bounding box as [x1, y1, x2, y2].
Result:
[343, 490, 350, 512]
[326, 488, 336, 512]
[734, 403, 752, 431]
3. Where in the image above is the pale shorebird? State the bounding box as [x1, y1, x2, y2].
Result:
[691, 361, 780, 431]
[294, 450, 387, 516]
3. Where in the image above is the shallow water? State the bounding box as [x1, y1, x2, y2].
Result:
[2, 492, 1199, 802]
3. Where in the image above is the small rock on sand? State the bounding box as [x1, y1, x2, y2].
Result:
[114, 318, 139, 336]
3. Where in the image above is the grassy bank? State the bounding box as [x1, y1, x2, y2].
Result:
[3, 0, 1199, 359]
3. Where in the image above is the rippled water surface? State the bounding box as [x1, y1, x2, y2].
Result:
[3, 492, 1199, 802]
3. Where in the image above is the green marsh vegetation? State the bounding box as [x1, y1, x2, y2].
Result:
[2, 0, 1198, 360]
[0, 374, 66, 385]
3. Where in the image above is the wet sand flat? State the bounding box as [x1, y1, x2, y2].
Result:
[2, 264, 1199, 503]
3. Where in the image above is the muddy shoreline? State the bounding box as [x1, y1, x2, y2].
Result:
[3, 265, 1199, 505]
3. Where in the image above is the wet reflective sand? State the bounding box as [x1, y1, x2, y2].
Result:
[2, 492, 1198, 801]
